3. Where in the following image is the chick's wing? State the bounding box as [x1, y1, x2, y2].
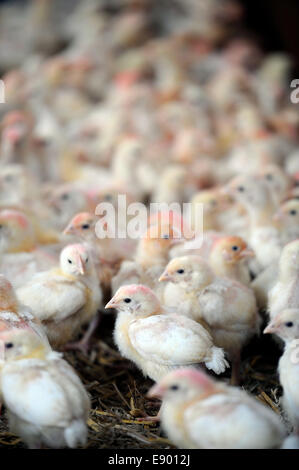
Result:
[129, 314, 212, 365]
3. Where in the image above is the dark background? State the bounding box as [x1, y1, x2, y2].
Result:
[239, 0, 299, 75]
[0, 1, 298, 74]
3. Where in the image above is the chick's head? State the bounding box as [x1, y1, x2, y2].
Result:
[0, 209, 34, 253]
[60, 243, 91, 276]
[227, 175, 273, 210]
[148, 368, 216, 403]
[63, 212, 96, 240]
[159, 255, 213, 288]
[264, 309, 299, 341]
[211, 236, 254, 265]
[0, 328, 49, 362]
[105, 284, 161, 317]
[274, 199, 299, 226]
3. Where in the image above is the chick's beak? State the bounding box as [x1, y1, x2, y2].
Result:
[263, 322, 278, 334]
[239, 248, 255, 259]
[63, 223, 74, 235]
[159, 271, 172, 282]
[147, 383, 166, 399]
[105, 298, 118, 309]
[76, 256, 85, 275]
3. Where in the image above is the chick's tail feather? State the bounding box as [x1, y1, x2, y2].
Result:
[281, 435, 299, 449]
[64, 420, 87, 448]
[205, 347, 229, 375]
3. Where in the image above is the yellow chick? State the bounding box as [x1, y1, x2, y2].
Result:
[209, 235, 254, 285]
[112, 223, 180, 298]
[105, 284, 229, 382]
[0, 274, 48, 344]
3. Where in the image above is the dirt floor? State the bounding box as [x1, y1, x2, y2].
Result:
[0, 308, 287, 449]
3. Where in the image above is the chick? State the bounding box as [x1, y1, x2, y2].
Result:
[268, 240, 299, 320]
[105, 284, 229, 382]
[0, 328, 90, 448]
[112, 223, 180, 298]
[148, 368, 286, 449]
[274, 199, 299, 246]
[0, 274, 47, 343]
[264, 309, 299, 434]
[0, 209, 36, 253]
[64, 211, 134, 289]
[160, 255, 259, 384]
[209, 236, 254, 285]
[189, 189, 226, 233]
[47, 184, 94, 231]
[64, 211, 134, 264]
[228, 174, 281, 269]
[252, 201, 299, 309]
[260, 164, 291, 206]
[16, 244, 102, 350]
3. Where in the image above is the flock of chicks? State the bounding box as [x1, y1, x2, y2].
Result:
[0, 0, 299, 450]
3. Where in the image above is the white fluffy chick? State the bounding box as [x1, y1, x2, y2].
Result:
[252, 201, 299, 309]
[264, 309, 299, 434]
[16, 244, 102, 349]
[159, 256, 259, 384]
[105, 284, 229, 382]
[148, 368, 286, 449]
[260, 164, 291, 206]
[0, 328, 90, 448]
[274, 198, 299, 246]
[268, 240, 299, 320]
[228, 174, 281, 269]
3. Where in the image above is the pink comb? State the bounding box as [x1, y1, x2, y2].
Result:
[71, 212, 92, 225]
[122, 284, 154, 296]
[64, 243, 88, 255]
[171, 368, 214, 389]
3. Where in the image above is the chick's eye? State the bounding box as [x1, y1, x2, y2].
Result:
[5, 343, 13, 349]
[68, 259, 72, 264]
[170, 384, 179, 391]
[61, 193, 69, 200]
[289, 210, 297, 216]
[265, 174, 273, 181]
[285, 322, 294, 328]
[104, 194, 112, 201]
[85, 258, 88, 263]
[82, 224, 90, 230]
[124, 298, 131, 303]
[231, 246, 239, 251]
[237, 186, 245, 192]
[177, 269, 184, 274]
